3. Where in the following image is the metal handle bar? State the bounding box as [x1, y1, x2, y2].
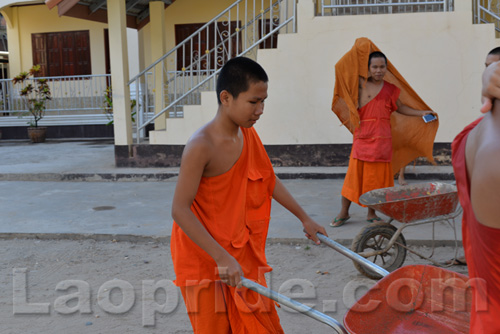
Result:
[240, 277, 348, 334]
[316, 233, 390, 278]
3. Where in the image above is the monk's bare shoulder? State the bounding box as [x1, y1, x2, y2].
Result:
[181, 124, 216, 172]
[467, 118, 500, 228]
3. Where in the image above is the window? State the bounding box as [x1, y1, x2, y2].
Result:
[32, 30, 91, 77]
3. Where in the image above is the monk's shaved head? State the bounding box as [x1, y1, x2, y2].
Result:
[488, 47, 500, 57]
[368, 51, 387, 67]
[486, 47, 500, 67]
[216, 57, 268, 105]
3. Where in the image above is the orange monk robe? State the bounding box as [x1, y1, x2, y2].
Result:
[331, 37, 439, 174]
[342, 82, 399, 206]
[171, 127, 284, 334]
[341, 157, 394, 206]
[452, 118, 500, 334]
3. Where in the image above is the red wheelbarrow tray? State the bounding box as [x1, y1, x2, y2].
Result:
[344, 264, 471, 333]
[359, 182, 459, 223]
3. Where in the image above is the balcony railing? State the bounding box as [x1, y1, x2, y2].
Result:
[319, 0, 454, 16]
[0, 74, 114, 126]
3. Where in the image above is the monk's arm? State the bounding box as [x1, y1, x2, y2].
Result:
[171, 140, 243, 287]
[357, 77, 366, 108]
[395, 99, 436, 117]
[272, 177, 328, 243]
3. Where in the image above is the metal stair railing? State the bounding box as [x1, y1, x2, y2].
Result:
[474, 0, 500, 33]
[128, 0, 297, 143]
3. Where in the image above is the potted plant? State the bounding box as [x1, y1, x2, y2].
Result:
[13, 65, 51, 143]
[102, 85, 137, 125]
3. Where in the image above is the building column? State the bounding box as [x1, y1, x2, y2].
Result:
[150, 1, 166, 130]
[107, 0, 132, 149]
[1, 7, 22, 77]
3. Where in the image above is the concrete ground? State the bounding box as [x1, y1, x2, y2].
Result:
[0, 138, 459, 244]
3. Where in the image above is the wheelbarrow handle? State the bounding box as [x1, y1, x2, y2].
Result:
[316, 233, 390, 278]
[240, 277, 348, 334]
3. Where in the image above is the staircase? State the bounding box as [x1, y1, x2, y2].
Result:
[128, 0, 297, 143]
[475, 0, 500, 33]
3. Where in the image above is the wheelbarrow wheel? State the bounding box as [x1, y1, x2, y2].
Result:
[351, 222, 407, 279]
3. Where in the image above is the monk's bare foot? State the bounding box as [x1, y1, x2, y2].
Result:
[444, 256, 467, 266]
[366, 215, 383, 223]
[398, 175, 407, 186]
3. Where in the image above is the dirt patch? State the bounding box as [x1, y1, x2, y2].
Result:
[0, 238, 468, 334]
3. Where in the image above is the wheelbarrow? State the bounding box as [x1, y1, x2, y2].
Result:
[352, 182, 462, 279]
[242, 233, 471, 333]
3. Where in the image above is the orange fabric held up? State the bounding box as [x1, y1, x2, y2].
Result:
[452, 117, 500, 334]
[341, 156, 394, 207]
[332, 37, 439, 174]
[171, 127, 283, 333]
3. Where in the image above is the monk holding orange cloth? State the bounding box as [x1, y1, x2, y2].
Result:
[331, 39, 438, 227]
[171, 57, 327, 333]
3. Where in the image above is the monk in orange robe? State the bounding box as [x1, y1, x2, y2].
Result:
[451, 61, 500, 333]
[445, 46, 500, 266]
[331, 42, 438, 227]
[171, 57, 327, 333]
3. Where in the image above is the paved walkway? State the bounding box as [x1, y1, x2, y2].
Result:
[0, 139, 460, 245]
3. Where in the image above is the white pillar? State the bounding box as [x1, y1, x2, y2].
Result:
[2, 8, 22, 77]
[107, 0, 132, 147]
[150, 1, 167, 130]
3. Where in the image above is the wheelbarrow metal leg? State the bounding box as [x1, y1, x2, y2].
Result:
[317, 233, 390, 278]
[240, 277, 348, 334]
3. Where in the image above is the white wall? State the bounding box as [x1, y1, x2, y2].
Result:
[127, 28, 139, 79]
[255, 0, 500, 144]
[155, 0, 500, 145]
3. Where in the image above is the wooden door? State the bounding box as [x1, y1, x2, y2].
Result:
[31, 34, 48, 76]
[74, 31, 91, 75]
[47, 33, 62, 76]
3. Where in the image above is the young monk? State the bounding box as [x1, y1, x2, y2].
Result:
[331, 51, 436, 227]
[451, 60, 500, 334]
[170, 57, 327, 333]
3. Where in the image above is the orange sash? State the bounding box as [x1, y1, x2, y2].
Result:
[352, 81, 399, 162]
